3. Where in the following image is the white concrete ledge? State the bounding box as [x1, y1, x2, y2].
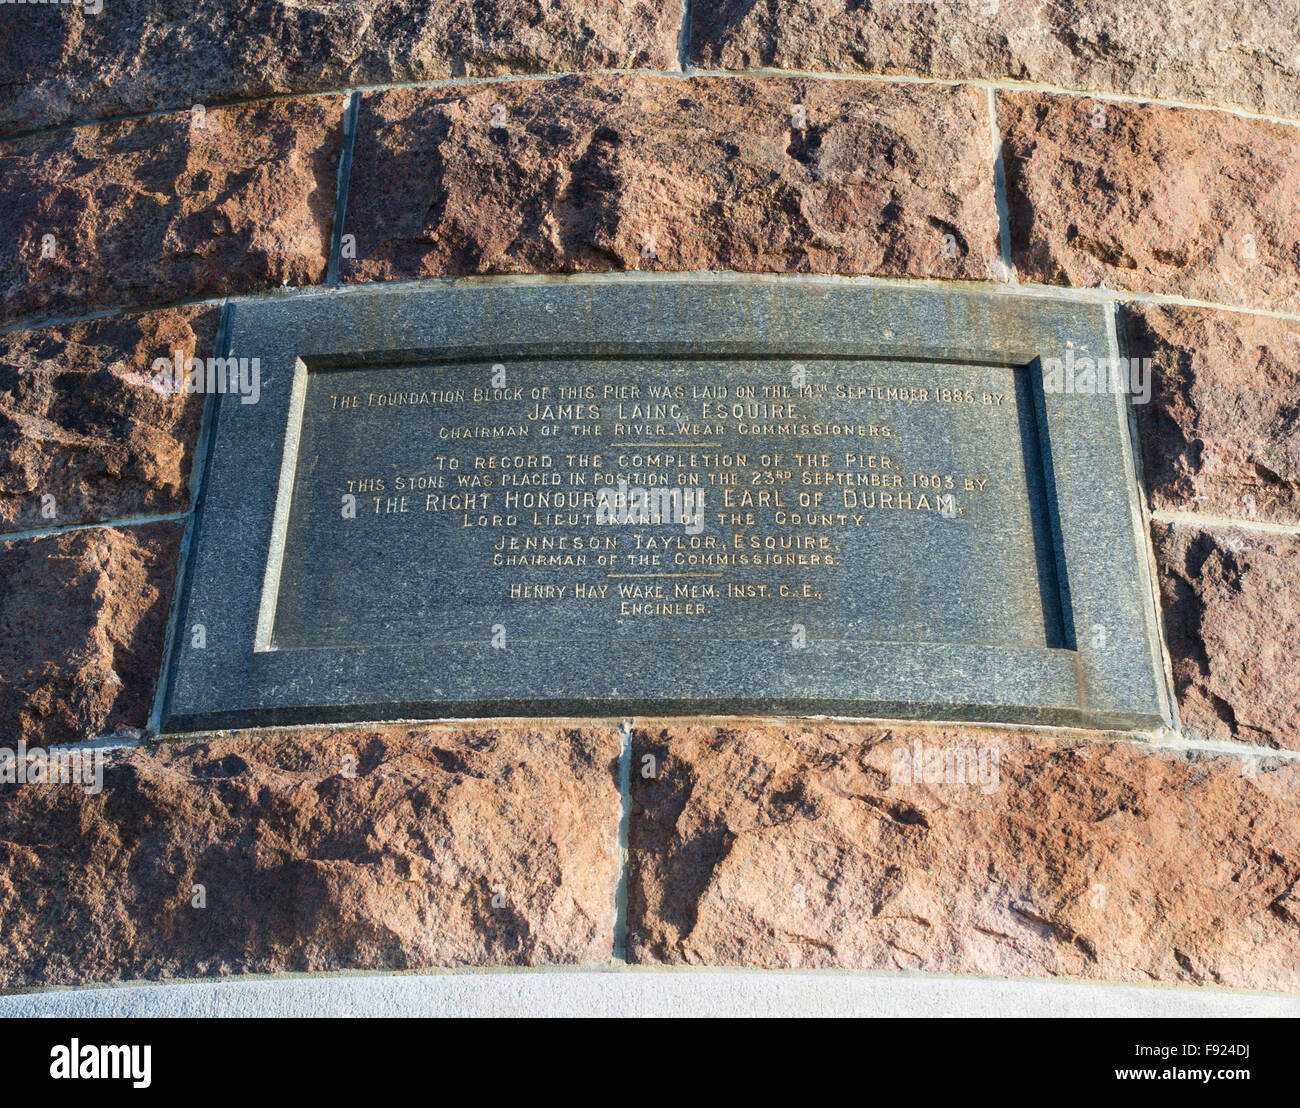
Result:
[3, 968, 1297, 1018]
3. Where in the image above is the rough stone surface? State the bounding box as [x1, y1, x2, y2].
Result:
[0, 307, 217, 533]
[0, 97, 343, 325]
[628, 722, 1300, 988]
[0, 524, 180, 747]
[0, 724, 622, 987]
[343, 76, 999, 281]
[1127, 305, 1300, 525]
[1153, 522, 1300, 751]
[0, 0, 681, 136]
[1000, 92, 1300, 314]
[690, 0, 1300, 119]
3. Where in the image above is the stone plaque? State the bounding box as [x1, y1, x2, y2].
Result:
[162, 280, 1170, 731]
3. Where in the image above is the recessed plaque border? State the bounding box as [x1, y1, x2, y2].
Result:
[161, 278, 1172, 733]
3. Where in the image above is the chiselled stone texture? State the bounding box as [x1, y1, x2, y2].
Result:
[0, 307, 217, 533]
[690, 0, 1300, 119]
[627, 722, 1300, 989]
[999, 93, 1300, 314]
[343, 76, 998, 281]
[0, 725, 622, 987]
[1153, 522, 1300, 751]
[0, 97, 343, 326]
[1127, 305, 1300, 526]
[0, 0, 681, 137]
[0, 524, 180, 747]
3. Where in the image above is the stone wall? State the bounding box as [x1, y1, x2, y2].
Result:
[1, 1, 1297, 992]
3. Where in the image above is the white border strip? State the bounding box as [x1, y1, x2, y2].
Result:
[253, 357, 309, 652]
[3, 969, 1296, 1019]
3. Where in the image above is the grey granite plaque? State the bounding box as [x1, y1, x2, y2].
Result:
[161, 279, 1170, 732]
